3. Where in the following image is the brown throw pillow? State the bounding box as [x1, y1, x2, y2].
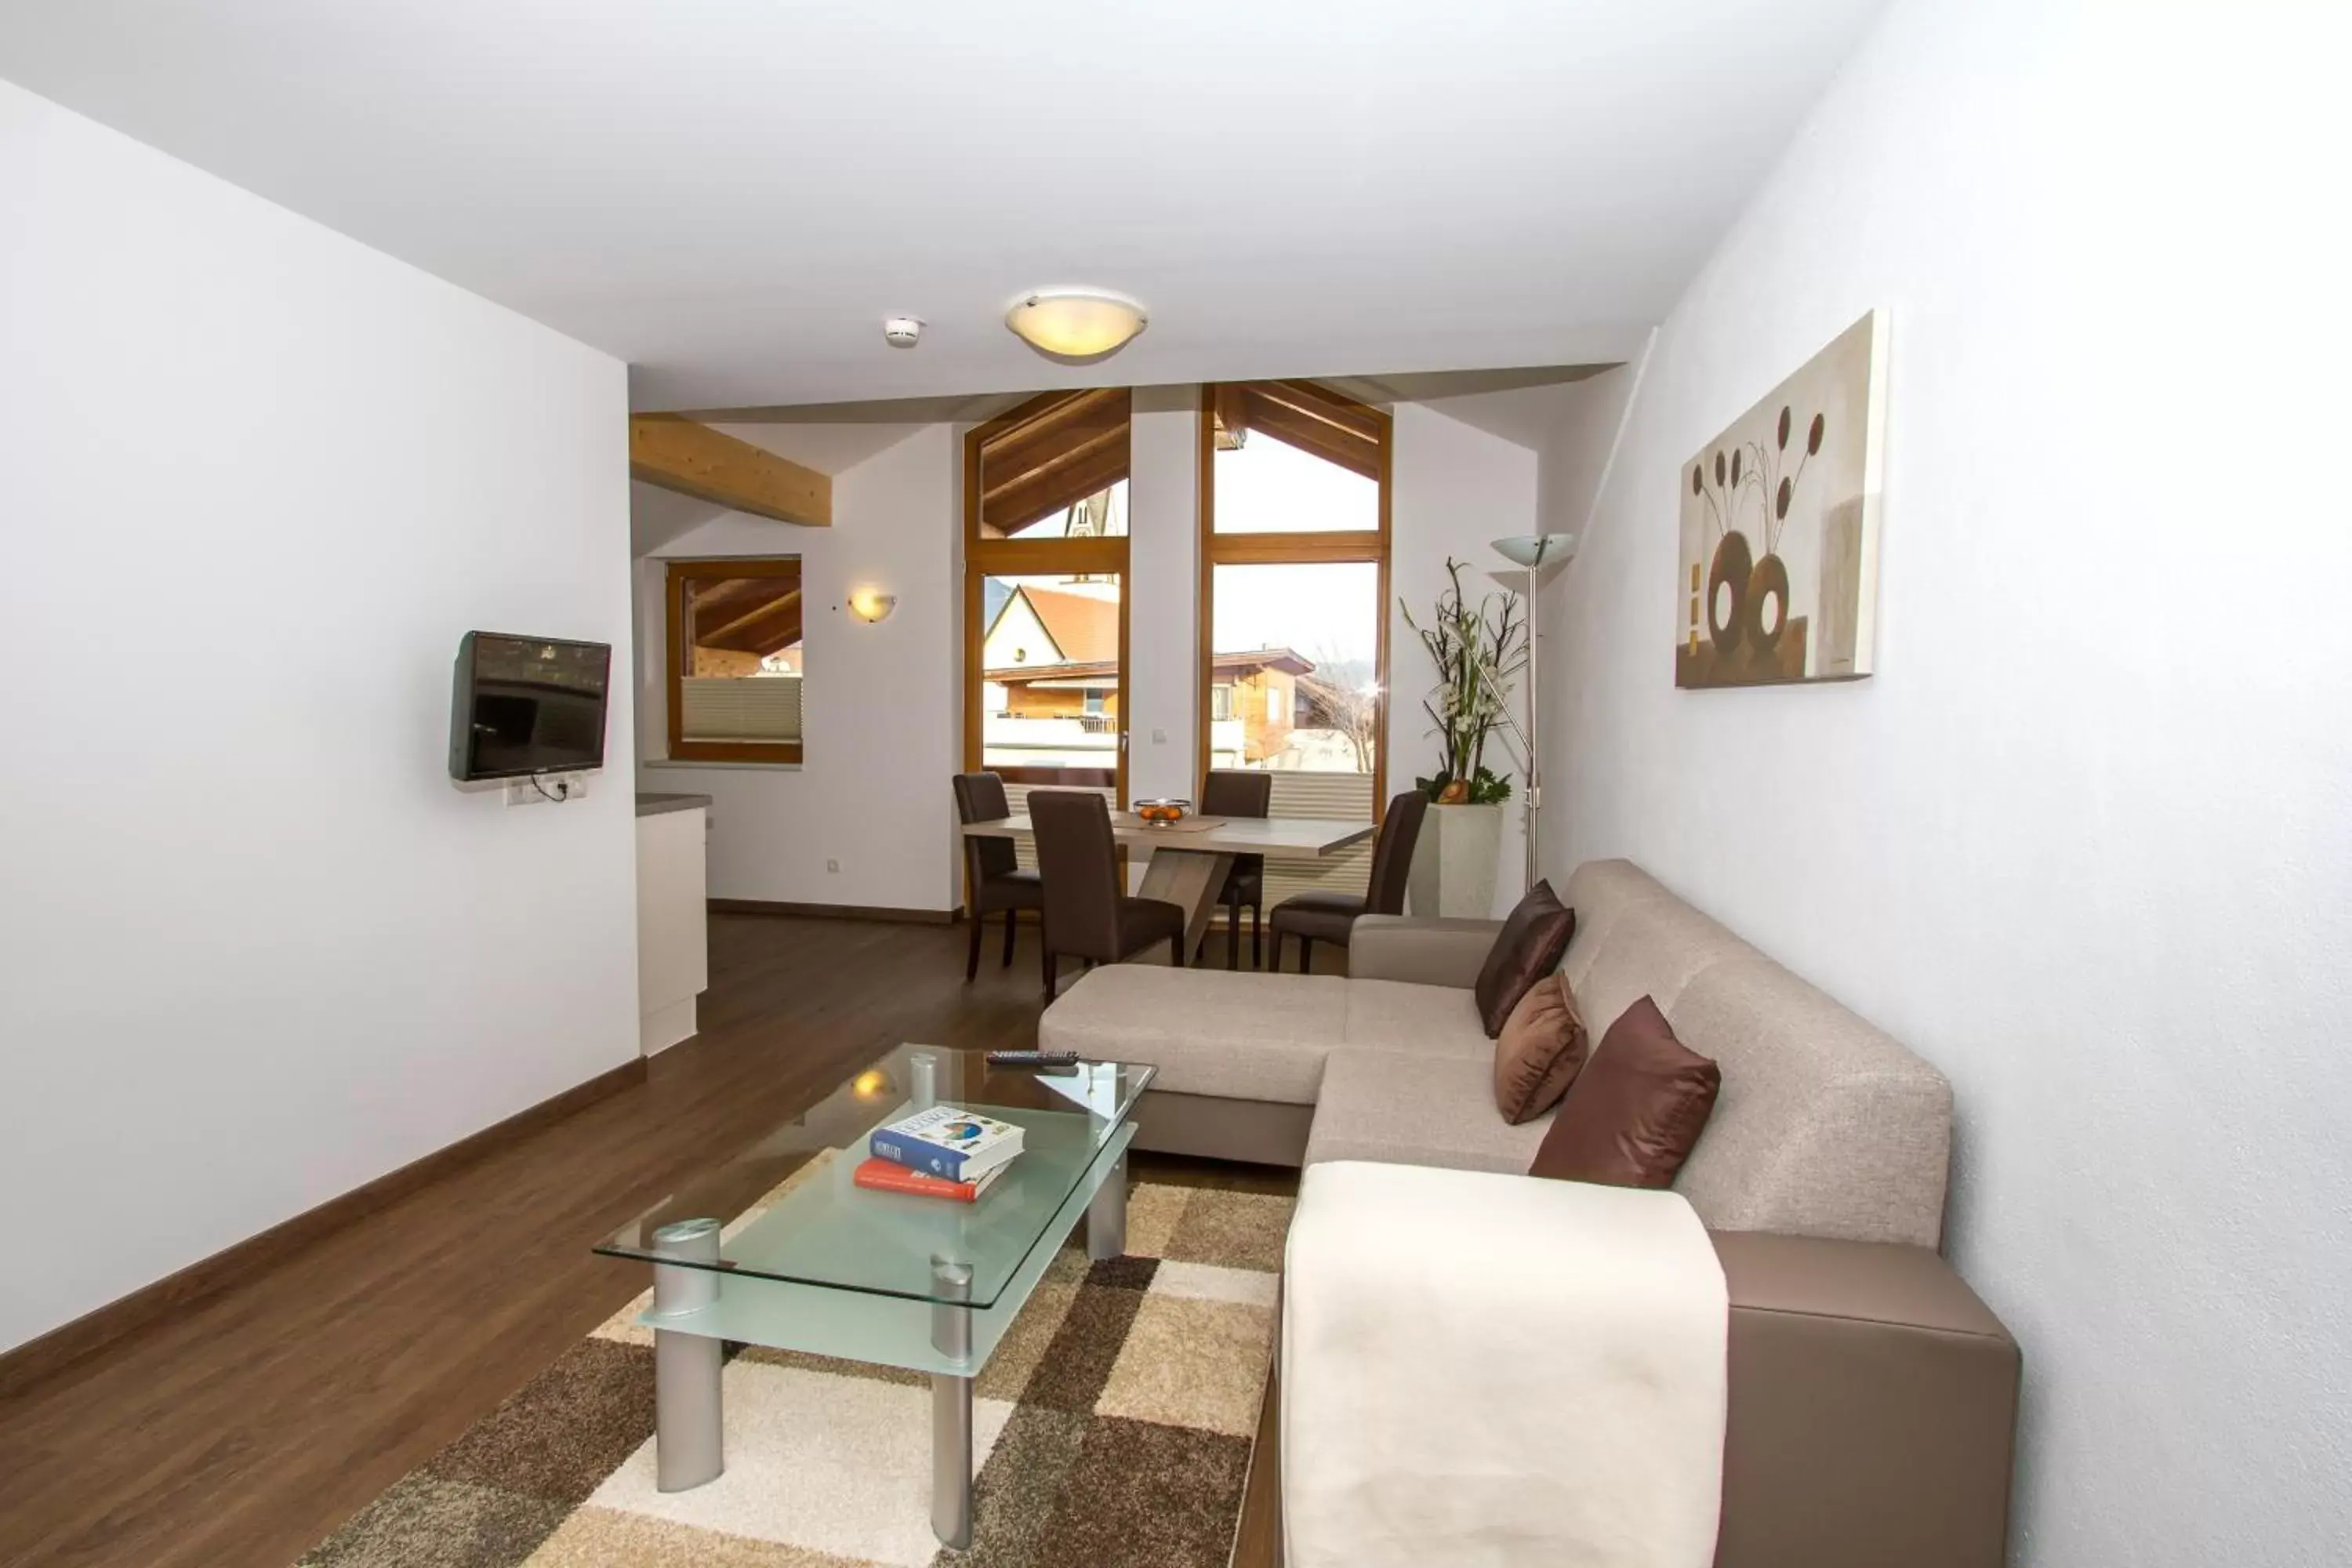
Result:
[1529, 995, 1720, 1189]
[1492, 973, 1591, 1124]
[1474, 880, 1577, 1036]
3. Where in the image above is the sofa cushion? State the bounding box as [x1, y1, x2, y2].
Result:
[1571, 894, 1753, 1045]
[1039, 965, 1347, 1105]
[1559, 858, 1690, 994]
[1340, 978, 1492, 1059]
[1474, 879, 1577, 1035]
[1493, 972, 1590, 1124]
[1304, 1051, 1553, 1174]
[1664, 957, 1951, 1248]
[1531, 996, 1721, 1189]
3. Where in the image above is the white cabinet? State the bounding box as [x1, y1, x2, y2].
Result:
[635, 797, 710, 1054]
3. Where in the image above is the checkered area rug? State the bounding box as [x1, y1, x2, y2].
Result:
[296, 1174, 1292, 1567]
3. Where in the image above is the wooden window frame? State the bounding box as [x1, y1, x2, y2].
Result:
[664, 556, 804, 766]
[962, 392, 1132, 802]
[1195, 382, 1392, 819]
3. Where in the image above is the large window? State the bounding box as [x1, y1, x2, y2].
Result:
[977, 570, 1125, 778]
[965, 391, 1131, 817]
[1199, 382, 1391, 903]
[664, 557, 803, 764]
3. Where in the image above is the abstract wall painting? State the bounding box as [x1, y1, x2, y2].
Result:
[1678, 309, 1887, 688]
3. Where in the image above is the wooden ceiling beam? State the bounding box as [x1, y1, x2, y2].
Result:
[980, 411, 1128, 501]
[1260, 379, 1386, 445]
[682, 575, 782, 616]
[699, 612, 803, 657]
[1213, 384, 1251, 448]
[976, 387, 1125, 460]
[981, 424, 1127, 515]
[630, 416, 830, 527]
[978, 391, 1130, 493]
[699, 587, 803, 652]
[1241, 393, 1381, 481]
[984, 443, 1131, 537]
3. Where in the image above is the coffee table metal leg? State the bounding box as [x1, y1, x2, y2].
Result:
[931, 1258, 975, 1549]
[650, 1218, 724, 1494]
[1087, 1152, 1128, 1261]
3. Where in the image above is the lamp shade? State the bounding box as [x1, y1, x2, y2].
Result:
[1491, 532, 1579, 570]
[1005, 291, 1149, 360]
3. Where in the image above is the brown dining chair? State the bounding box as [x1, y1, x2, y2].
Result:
[952, 771, 1043, 982]
[1029, 789, 1186, 1001]
[1268, 789, 1429, 975]
[1196, 769, 1272, 970]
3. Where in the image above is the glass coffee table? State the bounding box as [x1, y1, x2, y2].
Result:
[595, 1044, 1153, 1550]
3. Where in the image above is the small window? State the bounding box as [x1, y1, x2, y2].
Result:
[1210, 684, 1234, 721]
[666, 557, 803, 764]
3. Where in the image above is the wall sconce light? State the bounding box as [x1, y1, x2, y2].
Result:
[847, 587, 898, 623]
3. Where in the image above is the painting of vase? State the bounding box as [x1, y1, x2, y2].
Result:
[1677, 309, 1887, 688]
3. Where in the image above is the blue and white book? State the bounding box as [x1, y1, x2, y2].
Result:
[869, 1105, 1025, 1181]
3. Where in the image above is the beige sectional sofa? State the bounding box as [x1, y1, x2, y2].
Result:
[1042, 857, 2019, 1567]
[1046, 857, 1953, 1247]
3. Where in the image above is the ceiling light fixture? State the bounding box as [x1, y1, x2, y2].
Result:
[1004, 290, 1149, 361]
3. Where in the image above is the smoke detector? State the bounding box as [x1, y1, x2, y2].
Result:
[883, 316, 924, 348]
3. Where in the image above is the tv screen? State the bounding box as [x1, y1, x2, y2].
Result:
[448, 632, 612, 781]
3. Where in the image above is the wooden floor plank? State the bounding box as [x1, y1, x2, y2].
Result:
[0, 915, 1043, 1567]
[0, 912, 1319, 1567]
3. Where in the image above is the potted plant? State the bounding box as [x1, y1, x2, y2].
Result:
[1400, 558, 1527, 917]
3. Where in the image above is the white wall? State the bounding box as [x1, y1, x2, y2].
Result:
[1389, 405, 1542, 913]
[1537, 2, 2352, 1563]
[0, 82, 636, 1353]
[635, 426, 961, 911]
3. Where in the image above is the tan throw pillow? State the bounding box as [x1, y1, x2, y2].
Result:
[1474, 880, 1577, 1037]
[1529, 995, 1721, 1189]
[1492, 973, 1591, 1124]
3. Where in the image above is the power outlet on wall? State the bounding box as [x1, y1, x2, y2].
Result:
[826, 858, 841, 873]
[505, 774, 591, 807]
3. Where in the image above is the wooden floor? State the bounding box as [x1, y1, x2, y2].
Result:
[0, 914, 1305, 1567]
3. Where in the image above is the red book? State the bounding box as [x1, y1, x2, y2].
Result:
[852, 1156, 1003, 1203]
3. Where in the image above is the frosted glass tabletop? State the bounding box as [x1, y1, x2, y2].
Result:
[595, 1044, 1153, 1309]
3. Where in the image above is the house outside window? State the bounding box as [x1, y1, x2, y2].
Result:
[1200, 380, 1390, 905]
[965, 390, 1134, 800]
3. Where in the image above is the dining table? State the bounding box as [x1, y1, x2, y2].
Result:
[958, 810, 1376, 959]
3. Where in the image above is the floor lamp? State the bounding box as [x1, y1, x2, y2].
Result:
[1491, 532, 1577, 893]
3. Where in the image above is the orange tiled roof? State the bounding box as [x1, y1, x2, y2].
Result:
[1018, 586, 1121, 664]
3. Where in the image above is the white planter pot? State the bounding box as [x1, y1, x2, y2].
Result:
[1406, 801, 1503, 919]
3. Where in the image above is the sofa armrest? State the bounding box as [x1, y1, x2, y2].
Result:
[1713, 1230, 2020, 1568]
[1346, 915, 1499, 989]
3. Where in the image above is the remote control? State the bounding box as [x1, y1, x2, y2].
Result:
[988, 1050, 1083, 1069]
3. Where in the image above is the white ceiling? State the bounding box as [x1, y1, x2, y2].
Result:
[0, 1, 1889, 410]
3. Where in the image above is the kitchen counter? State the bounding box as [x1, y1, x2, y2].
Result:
[635, 794, 710, 1053]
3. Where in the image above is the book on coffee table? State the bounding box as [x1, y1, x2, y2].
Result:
[851, 1156, 1005, 1203]
[869, 1105, 1025, 1181]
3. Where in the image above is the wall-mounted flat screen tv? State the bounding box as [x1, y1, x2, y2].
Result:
[448, 631, 612, 781]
